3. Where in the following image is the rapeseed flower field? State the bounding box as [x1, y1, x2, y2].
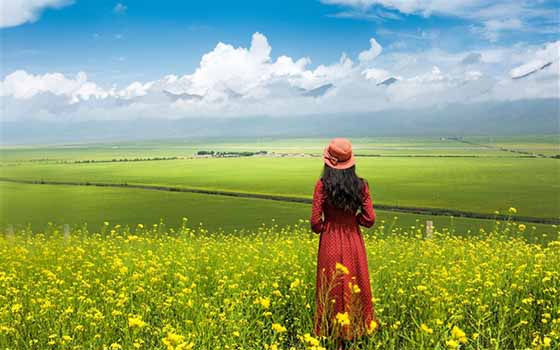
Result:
[1, 218, 558, 349]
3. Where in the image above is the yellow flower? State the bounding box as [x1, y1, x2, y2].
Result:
[543, 336, 552, 347]
[162, 332, 186, 350]
[11, 304, 22, 313]
[128, 316, 147, 328]
[335, 262, 349, 275]
[335, 312, 350, 326]
[272, 323, 287, 333]
[61, 335, 72, 342]
[349, 282, 361, 294]
[367, 320, 378, 334]
[302, 333, 321, 347]
[508, 207, 517, 214]
[518, 224, 526, 231]
[290, 278, 301, 289]
[255, 297, 270, 309]
[420, 323, 433, 334]
[451, 326, 468, 344]
[446, 339, 459, 349]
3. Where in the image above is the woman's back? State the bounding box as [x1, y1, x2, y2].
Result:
[311, 138, 379, 342]
[311, 178, 375, 233]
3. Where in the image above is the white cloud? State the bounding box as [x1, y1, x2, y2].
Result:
[322, 1, 558, 42]
[362, 67, 394, 84]
[475, 18, 523, 42]
[1, 33, 558, 121]
[358, 37, 383, 62]
[0, 0, 74, 28]
[321, 0, 487, 17]
[113, 3, 127, 14]
[509, 41, 560, 79]
[0, 70, 108, 103]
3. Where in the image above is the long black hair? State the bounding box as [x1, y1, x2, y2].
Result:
[321, 164, 365, 212]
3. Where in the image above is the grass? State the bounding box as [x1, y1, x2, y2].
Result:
[465, 135, 560, 156]
[5, 182, 557, 241]
[2, 156, 559, 219]
[1, 222, 558, 349]
[2, 136, 552, 163]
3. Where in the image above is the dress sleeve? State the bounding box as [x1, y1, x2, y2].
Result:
[356, 181, 376, 228]
[310, 179, 325, 234]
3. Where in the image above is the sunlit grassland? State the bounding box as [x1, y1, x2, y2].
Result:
[465, 135, 560, 156]
[1, 222, 559, 350]
[2, 156, 559, 219]
[2, 182, 558, 241]
[1, 136, 547, 163]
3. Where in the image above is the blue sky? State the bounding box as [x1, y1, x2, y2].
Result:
[1, 0, 559, 120]
[3, 0, 558, 84]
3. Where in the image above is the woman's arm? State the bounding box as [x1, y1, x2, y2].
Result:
[356, 181, 376, 228]
[310, 179, 324, 233]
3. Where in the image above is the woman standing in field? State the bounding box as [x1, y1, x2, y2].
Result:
[311, 138, 379, 347]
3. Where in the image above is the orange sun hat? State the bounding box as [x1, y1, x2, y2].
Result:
[323, 138, 355, 169]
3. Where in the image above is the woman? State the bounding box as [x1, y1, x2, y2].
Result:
[311, 138, 379, 344]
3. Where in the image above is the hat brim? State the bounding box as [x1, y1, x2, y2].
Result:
[323, 148, 355, 169]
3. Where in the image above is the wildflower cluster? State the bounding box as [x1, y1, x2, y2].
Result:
[0, 220, 558, 349]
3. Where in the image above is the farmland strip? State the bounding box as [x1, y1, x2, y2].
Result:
[1, 177, 558, 225]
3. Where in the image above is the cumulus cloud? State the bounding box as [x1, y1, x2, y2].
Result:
[0, 70, 108, 103]
[358, 38, 383, 62]
[1, 33, 559, 121]
[0, 0, 74, 28]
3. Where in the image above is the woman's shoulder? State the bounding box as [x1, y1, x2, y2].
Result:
[360, 177, 370, 191]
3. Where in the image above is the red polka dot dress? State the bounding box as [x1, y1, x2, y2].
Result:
[311, 178, 378, 339]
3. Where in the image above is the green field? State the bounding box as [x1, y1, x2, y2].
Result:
[2, 182, 556, 242]
[1, 136, 559, 237]
[465, 135, 560, 157]
[2, 156, 559, 219]
[3, 136, 555, 163]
